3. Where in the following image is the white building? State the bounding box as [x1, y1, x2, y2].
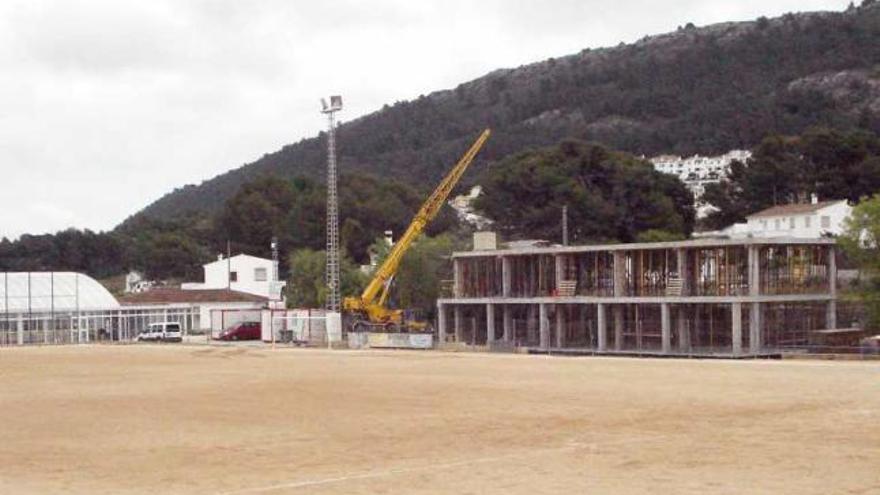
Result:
[651, 150, 751, 218]
[744, 199, 852, 238]
[697, 198, 852, 239]
[182, 254, 284, 301]
[120, 288, 268, 335]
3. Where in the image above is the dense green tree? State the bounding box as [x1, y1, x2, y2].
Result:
[216, 176, 299, 259]
[800, 128, 880, 201]
[117, 213, 213, 279]
[0, 229, 126, 278]
[839, 194, 880, 332]
[286, 248, 366, 308]
[474, 139, 695, 243]
[218, 173, 458, 268]
[138, 233, 208, 280]
[286, 249, 326, 308]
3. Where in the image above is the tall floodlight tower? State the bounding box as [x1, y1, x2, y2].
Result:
[321, 95, 343, 312]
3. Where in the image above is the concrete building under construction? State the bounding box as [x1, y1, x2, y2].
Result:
[436, 237, 839, 357]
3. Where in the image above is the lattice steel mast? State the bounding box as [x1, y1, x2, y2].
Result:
[321, 96, 343, 312]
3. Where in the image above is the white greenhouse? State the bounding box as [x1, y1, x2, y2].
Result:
[0, 272, 198, 346]
[0, 272, 119, 313]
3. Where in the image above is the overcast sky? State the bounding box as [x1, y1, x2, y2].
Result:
[0, 0, 851, 240]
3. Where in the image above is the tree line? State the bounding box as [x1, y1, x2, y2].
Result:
[0, 172, 456, 282]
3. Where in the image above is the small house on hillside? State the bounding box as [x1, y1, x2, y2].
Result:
[744, 199, 851, 238]
[697, 197, 852, 239]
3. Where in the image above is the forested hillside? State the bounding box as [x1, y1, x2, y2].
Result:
[134, 2, 880, 223]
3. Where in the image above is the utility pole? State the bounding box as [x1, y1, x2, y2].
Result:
[271, 236, 280, 302]
[321, 96, 343, 312]
[562, 204, 569, 246]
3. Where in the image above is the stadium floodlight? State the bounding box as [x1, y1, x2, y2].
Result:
[321, 95, 343, 114]
[322, 95, 343, 312]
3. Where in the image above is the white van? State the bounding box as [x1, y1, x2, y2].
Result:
[137, 322, 183, 343]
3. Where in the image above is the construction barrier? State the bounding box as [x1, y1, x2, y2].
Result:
[365, 332, 433, 349]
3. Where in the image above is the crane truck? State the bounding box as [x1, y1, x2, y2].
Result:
[343, 129, 491, 333]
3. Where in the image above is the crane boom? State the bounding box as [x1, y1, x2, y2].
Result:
[343, 129, 491, 326]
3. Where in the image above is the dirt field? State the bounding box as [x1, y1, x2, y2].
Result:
[0, 345, 878, 494]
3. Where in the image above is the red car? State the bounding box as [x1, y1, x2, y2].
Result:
[217, 321, 262, 341]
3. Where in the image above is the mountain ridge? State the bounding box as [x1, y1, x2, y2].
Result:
[130, 3, 880, 225]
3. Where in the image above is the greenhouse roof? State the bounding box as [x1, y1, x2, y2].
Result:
[0, 272, 119, 313]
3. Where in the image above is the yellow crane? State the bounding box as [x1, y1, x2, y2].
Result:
[343, 129, 491, 332]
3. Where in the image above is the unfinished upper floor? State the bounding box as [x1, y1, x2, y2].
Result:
[450, 237, 837, 301]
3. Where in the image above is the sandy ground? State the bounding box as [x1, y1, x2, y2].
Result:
[0, 345, 878, 495]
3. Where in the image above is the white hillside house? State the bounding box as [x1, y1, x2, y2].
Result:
[182, 254, 285, 301]
[744, 199, 852, 238]
[697, 197, 852, 239]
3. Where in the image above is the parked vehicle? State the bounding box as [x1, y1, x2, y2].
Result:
[216, 321, 262, 341]
[137, 322, 183, 343]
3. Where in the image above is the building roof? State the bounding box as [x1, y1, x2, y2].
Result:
[0, 272, 120, 312]
[747, 200, 845, 219]
[204, 253, 272, 269]
[119, 288, 268, 305]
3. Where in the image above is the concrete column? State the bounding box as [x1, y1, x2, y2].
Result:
[748, 245, 760, 296]
[527, 305, 537, 344]
[677, 306, 690, 351]
[828, 246, 837, 297]
[503, 305, 512, 342]
[437, 303, 447, 343]
[827, 246, 837, 330]
[555, 305, 566, 348]
[453, 259, 463, 298]
[555, 255, 565, 288]
[613, 305, 624, 351]
[597, 303, 607, 351]
[731, 302, 742, 355]
[578, 305, 588, 347]
[826, 300, 837, 331]
[539, 303, 549, 349]
[486, 304, 495, 344]
[17, 315, 24, 346]
[502, 257, 512, 297]
[454, 306, 463, 343]
[613, 252, 626, 297]
[676, 248, 688, 296]
[661, 303, 671, 354]
[749, 302, 762, 353]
